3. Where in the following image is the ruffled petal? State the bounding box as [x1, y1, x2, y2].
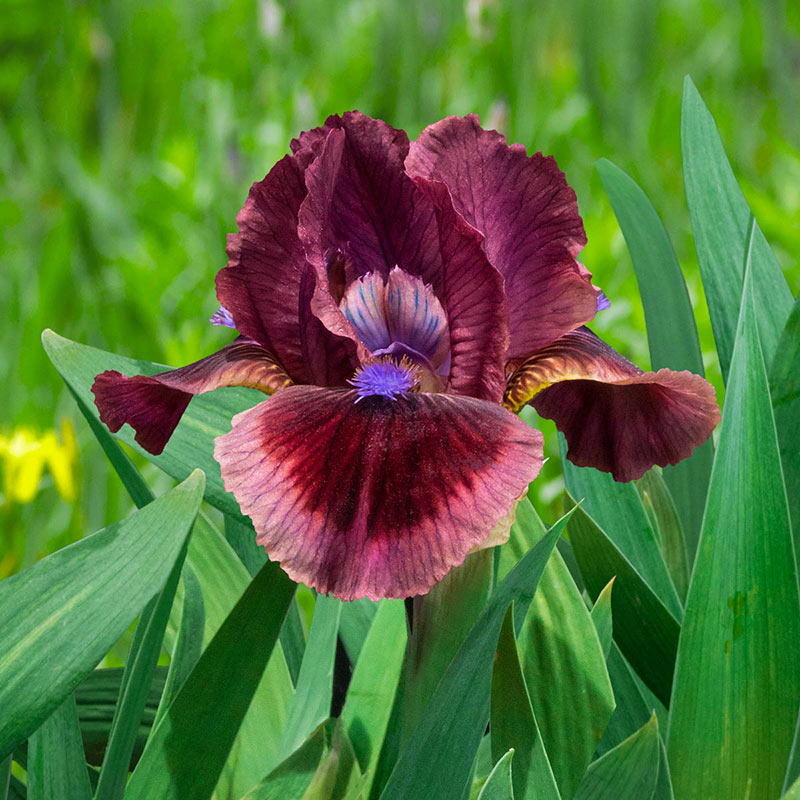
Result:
[298, 114, 448, 355]
[504, 327, 721, 482]
[215, 149, 312, 383]
[406, 115, 598, 359]
[413, 177, 508, 402]
[92, 339, 291, 455]
[215, 386, 543, 600]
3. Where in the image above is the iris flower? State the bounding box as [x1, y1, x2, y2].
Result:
[92, 113, 719, 600]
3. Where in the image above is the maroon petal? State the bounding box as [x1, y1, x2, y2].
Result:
[407, 115, 599, 359]
[504, 327, 721, 482]
[413, 177, 508, 402]
[92, 339, 291, 455]
[215, 386, 543, 600]
[298, 114, 445, 347]
[216, 149, 315, 383]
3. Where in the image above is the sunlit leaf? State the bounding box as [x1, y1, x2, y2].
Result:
[0, 471, 204, 762]
[279, 595, 342, 766]
[668, 226, 800, 799]
[241, 725, 326, 800]
[402, 549, 493, 743]
[635, 471, 690, 603]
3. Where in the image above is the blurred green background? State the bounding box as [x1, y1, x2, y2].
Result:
[3, 0, 799, 575]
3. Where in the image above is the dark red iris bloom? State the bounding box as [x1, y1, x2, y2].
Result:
[92, 113, 720, 600]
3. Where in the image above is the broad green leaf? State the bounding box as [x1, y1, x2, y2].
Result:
[76, 668, 165, 768]
[491, 608, 561, 800]
[340, 601, 406, 789]
[279, 595, 342, 765]
[769, 289, 800, 559]
[564, 497, 680, 707]
[402, 548, 493, 743]
[591, 579, 615, 659]
[668, 233, 800, 800]
[379, 513, 569, 800]
[241, 725, 326, 800]
[94, 538, 190, 800]
[636, 471, 690, 603]
[681, 77, 793, 380]
[125, 560, 296, 800]
[27, 696, 91, 800]
[596, 157, 713, 554]
[176, 515, 295, 799]
[153, 563, 205, 728]
[573, 715, 659, 800]
[42, 328, 259, 517]
[477, 750, 515, 800]
[499, 499, 613, 798]
[561, 452, 682, 619]
[0, 471, 204, 761]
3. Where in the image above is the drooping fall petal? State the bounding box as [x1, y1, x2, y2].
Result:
[504, 327, 720, 482]
[407, 114, 599, 359]
[215, 385, 543, 600]
[92, 339, 291, 455]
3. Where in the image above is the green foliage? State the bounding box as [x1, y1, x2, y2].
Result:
[0, 471, 203, 762]
[667, 228, 800, 799]
[2, 19, 799, 799]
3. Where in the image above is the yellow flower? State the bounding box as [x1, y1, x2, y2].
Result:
[0, 419, 78, 504]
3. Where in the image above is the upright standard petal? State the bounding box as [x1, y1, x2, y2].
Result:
[504, 327, 720, 482]
[215, 386, 543, 600]
[92, 339, 291, 455]
[298, 114, 448, 354]
[407, 115, 599, 359]
[413, 177, 508, 402]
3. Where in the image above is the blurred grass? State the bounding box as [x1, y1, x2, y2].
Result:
[2, 0, 799, 568]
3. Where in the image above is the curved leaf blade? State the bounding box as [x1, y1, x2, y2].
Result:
[379, 513, 571, 800]
[668, 230, 800, 799]
[681, 77, 793, 380]
[125, 559, 296, 800]
[0, 471, 204, 761]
